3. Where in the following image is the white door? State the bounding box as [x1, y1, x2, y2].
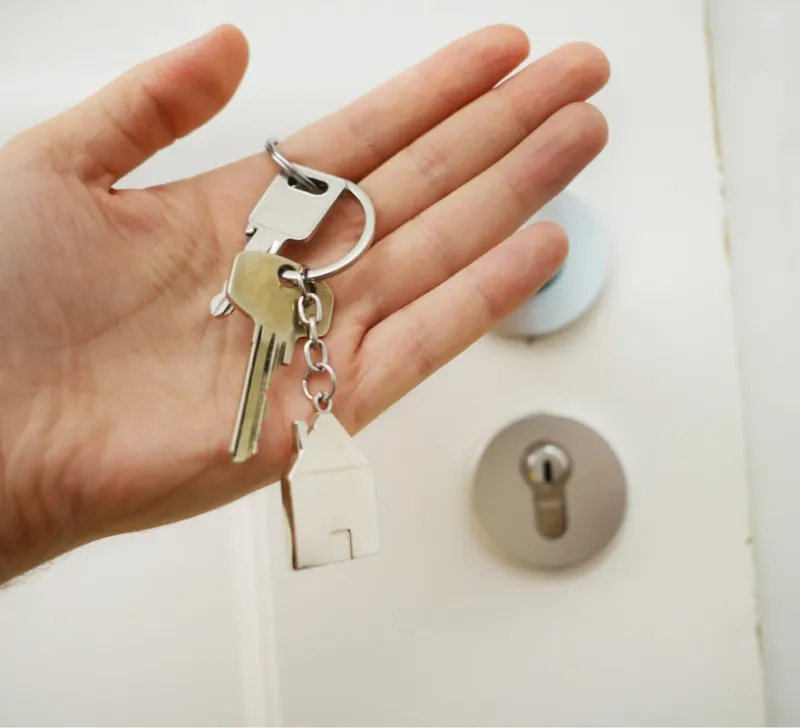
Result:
[0, 1, 768, 725]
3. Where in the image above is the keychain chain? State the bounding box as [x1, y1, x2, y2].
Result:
[295, 272, 337, 414]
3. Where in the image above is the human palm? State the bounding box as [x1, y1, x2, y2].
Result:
[0, 25, 609, 581]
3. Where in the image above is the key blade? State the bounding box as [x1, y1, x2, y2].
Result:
[230, 326, 282, 463]
[227, 253, 307, 464]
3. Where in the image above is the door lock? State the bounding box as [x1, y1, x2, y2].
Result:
[472, 414, 627, 570]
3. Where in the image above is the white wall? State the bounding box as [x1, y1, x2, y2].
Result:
[709, 1, 800, 724]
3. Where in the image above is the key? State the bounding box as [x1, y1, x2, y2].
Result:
[210, 166, 346, 317]
[282, 413, 380, 570]
[226, 251, 334, 463]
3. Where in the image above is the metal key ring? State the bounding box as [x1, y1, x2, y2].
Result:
[264, 138, 319, 193]
[278, 162, 377, 283]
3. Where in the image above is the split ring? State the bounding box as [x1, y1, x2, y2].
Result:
[264, 138, 319, 193]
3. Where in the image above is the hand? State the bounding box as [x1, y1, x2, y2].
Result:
[0, 24, 609, 582]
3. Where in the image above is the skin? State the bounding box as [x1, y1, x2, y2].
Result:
[0, 24, 609, 584]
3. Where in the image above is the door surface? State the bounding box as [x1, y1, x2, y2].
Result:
[0, 1, 765, 725]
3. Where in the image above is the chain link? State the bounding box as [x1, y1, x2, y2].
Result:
[295, 275, 337, 414]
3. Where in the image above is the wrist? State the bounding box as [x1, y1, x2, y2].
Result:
[0, 524, 21, 586]
[0, 476, 67, 586]
[0, 397, 67, 585]
[0, 478, 43, 585]
[0, 490, 31, 585]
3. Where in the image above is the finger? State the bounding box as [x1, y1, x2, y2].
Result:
[32, 25, 249, 186]
[349, 222, 568, 430]
[359, 42, 609, 244]
[197, 24, 530, 228]
[350, 102, 608, 329]
[278, 41, 608, 280]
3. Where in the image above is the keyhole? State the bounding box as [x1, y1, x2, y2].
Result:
[522, 443, 571, 540]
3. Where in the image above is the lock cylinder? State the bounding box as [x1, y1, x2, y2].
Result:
[472, 414, 627, 570]
[522, 443, 571, 539]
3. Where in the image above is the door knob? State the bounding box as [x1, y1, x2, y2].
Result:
[494, 191, 607, 339]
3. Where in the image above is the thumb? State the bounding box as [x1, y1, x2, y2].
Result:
[34, 25, 249, 187]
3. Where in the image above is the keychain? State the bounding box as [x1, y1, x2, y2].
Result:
[211, 139, 379, 570]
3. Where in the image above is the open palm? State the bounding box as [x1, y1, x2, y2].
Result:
[0, 24, 608, 581]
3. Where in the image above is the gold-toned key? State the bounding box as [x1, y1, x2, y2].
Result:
[226, 251, 334, 463]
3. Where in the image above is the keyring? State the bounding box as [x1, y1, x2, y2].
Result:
[264, 138, 320, 193]
[276, 161, 377, 283]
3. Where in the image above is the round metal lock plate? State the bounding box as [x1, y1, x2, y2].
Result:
[472, 414, 626, 570]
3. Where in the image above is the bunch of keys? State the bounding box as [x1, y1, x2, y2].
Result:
[211, 139, 379, 570]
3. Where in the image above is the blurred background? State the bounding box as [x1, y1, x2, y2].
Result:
[0, 1, 796, 726]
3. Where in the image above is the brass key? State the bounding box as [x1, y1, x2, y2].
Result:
[226, 251, 334, 463]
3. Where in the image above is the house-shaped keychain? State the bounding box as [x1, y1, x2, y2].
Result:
[281, 413, 380, 570]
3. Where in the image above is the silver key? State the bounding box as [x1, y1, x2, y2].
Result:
[226, 251, 334, 463]
[281, 413, 379, 569]
[210, 166, 347, 317]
